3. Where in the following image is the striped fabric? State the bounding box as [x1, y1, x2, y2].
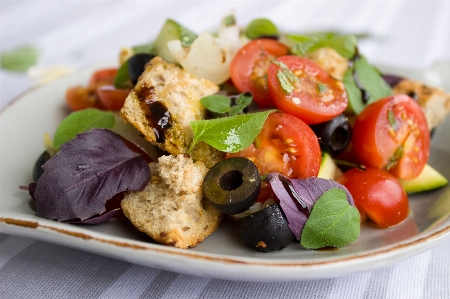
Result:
[1, 1, 449, 298]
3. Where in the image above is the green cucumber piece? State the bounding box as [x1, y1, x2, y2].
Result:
[154, 19, 197, 64]
[318, 152, 342, 180]
[399, 164, 448, 194]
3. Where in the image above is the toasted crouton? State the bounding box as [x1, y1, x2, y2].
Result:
[120, 57, 224, 166]
[392, 79, 450, 129]
[305, 47, 349, 81]
[121, 154, 222, 249]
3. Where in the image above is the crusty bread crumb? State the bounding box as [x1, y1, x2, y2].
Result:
[120, 56, 219, 154]
[121, 154, 222, 249]
[305, 47, 349, 81]
[392, 79, 450, 129]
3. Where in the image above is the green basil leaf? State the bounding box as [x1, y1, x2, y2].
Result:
[53, 109, 115, 150]
[244, 18, 279, 39]
[114, 59, 131, 88]
[236, 92, 253, 107]
[228, 104, 247, 116]
[301, 188, 360, 249]
[0, 45, 40, 72]
[319, 35, 357, 58]
[200, 95, 231, 114]
[343, 67, 364, 114]
[354, 56, 393, 104]
[288, 34, 357, 59]
[189, 110, 275, 153]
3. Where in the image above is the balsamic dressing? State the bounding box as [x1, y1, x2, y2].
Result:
[135, 83, 172, 143]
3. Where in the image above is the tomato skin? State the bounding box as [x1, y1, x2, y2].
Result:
[337, 167, 409, 228]
[267, 55, 348, 124]
[352, 94, 430, 180]
[97, 85, 130, 111]
[65, 86, 103, 111]
[230, 39, 289, 108]
[227, 112, 321, 179]
[88, 68, 118, 87]
[65, 68, 129, 111]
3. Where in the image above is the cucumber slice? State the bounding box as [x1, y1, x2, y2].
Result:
[399, 164, 448, 194]
[318, 152, 342, 180]
[154, 19, 197, 64]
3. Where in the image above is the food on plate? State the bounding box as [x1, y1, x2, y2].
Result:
[352, 94, 430, 180]
[391, 78, 450, 130]
[121, 154, 222, 248]
[337, 167, 409, 228]
[29, 13, 450, 252]
[120, 56, 224, 167]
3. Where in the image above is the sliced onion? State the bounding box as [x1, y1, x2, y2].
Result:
[168, 13, 241, 85]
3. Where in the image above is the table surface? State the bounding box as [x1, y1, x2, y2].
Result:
[1, 1, 450, 298]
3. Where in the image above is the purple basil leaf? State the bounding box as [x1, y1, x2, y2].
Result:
[266, 173, 354, 239]
[34, 128, 150, 221]
[382, 74, 404, 87]
[66, 208, 121, 224]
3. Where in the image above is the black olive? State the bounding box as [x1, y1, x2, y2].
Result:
[310, 114, 352, 156]
[203, 157, 261, 215]
[237, 203, 295, 252]
[32, 150, 51, 182]
[128, 53, 155, 85]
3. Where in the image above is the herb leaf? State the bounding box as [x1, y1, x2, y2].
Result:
[273, 61, 298, 94]
[244, 18, 279, 39]
[266, 174, 356, 240]
[288, 34, 357, 59]
[33, 128, 150, 222]
[200, 95, 231, 114]
[343, 56, 393, 114]
[301, 188, 360, 249]
[114, 59, 130, 88]
[189, 110, 274, 153]
[53, 109, 115, 150]
[0, 45, 40, 72]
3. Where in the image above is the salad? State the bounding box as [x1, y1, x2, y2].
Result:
[28, 13, 449, 251]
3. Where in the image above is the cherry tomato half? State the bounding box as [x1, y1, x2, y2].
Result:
[65, 68, 129, 111]
[267, 55, 348, 124]
[352, 94, 430, 180]
[337, 167, 409, 228]
[230, 39, 289, 108]
[227, 112, 321, 179]
[97, 85, 130, 111]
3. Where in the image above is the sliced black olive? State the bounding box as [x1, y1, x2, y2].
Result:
[203, 157, 260, 215]
[32, 150, 51, 182]
[310, 114, 352, 156]
[237, 203, 295, 252]
[128, 53, 155, 85]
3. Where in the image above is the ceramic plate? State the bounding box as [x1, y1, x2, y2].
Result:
[1, 62, 449, 282]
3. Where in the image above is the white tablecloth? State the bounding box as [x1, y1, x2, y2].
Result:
[1, 1, 450, 298]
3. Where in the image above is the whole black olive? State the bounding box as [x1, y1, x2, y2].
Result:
[128, 53, 155, 85]
[310, 114, 352, 156]
[203, 157, 261, 215]
[237, 203, 295, 252]
[32, 150, 51, 182]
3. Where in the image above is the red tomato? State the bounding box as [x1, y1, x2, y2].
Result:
[267, 55, 348, 124]
[337, 167, 409, 228]
[227, 112, 321, 179]
[88, 68, 118, 87]
[97, 85, 130, 111]
[65, 68, 129, 111]
[352, 94, 430, 180]
[65, 86, 103, 111]
[230, 39, 289, 108]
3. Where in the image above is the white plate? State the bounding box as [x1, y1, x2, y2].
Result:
[1, 62, 449, 282]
